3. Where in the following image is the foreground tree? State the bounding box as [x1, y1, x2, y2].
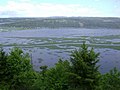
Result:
[69, 42, 100, 90]
[0, 49, 8, 82]
[0, 47, 37, 90]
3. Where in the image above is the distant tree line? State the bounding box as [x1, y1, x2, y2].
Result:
[0, 17, 120, 29]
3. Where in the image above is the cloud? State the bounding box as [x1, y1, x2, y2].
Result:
[0, 1, 104, 17]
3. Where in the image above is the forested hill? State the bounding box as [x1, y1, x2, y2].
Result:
[0, 17, 120, 29]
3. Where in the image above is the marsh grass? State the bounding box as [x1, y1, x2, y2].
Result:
[1, 35, 120, 50]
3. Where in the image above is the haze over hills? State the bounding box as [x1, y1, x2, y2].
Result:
[0, 17, 120, 30]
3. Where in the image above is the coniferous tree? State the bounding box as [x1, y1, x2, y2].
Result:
[70, 42, 100, 90]
[0, 49, 8, 82]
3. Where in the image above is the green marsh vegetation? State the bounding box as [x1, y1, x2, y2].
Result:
[0, 43, 120, 90]
[2, 35, 120, 50]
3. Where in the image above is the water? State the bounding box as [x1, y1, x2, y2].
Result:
[0, 28, 120, 74]
[1, 28, 120, 37]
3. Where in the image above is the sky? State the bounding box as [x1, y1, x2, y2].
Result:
[0, 0, 120, 17]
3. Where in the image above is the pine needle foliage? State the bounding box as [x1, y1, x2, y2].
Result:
[70, 42, 100, 90]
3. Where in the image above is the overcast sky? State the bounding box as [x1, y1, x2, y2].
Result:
[0, 0, 120, 17]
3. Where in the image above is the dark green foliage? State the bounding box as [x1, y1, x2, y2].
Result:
[45, 60, 70, 90]
[40, 65, 48, 76]
[99, 67, 120, 90]
[70, 42, 100, 89]
[0, 47, 37, 90]
[6, 47, 32, 80]
[0, 49, 8, 82]
[33, 59, 71, 90]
